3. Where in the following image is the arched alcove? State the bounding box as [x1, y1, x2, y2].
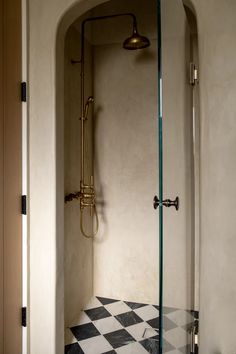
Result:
[29, 0, 200, 352]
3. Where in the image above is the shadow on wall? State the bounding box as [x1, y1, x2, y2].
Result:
[93, 104, 109, 243]
[135, 47, 156, 64]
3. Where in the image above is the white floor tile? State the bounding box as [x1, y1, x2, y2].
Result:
[164, 327, 188, 349]
[116, 341, 148, 354]
[104, 301, 131, 316]
[79, 312, 91, 325]
[126, 322, 157, 341]
[64, 328, 77, 345]
[79, 335, 113, 354]
[93, 316, 123, 334]
[134, 305, 159, 322]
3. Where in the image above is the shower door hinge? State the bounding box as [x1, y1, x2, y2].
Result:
[190, 63, 198, 85]
[22, 307, 27, 327]
[21, 195, 27, 215]
[21, 82, 27, 102]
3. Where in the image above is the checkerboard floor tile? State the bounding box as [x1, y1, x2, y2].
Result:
[65, 296, 197, 354]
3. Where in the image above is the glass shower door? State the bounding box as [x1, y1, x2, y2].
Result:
[156, 0, 164, 353]
[156, 0, 198, 353]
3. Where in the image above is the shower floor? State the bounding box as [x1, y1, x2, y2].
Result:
[65, 297, 196, 354]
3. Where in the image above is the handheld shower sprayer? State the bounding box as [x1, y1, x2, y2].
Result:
[84, 96, 94, 120]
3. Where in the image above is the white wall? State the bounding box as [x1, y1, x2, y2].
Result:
[28, 0, 236, 353]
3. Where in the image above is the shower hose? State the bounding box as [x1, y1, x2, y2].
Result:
[80, 204, 99, 238]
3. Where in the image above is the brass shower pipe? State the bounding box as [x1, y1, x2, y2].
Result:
[65, 13, 150, 238]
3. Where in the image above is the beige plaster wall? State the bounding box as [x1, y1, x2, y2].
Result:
[192, 1, 236, 353]
[64, 25, 94, 328]
[28, 0, 236, 353]
[93, 39, 159, 304]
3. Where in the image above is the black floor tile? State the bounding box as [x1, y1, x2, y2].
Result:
[104, 329, 136, 349]
[125, 301, 147, 310]
[162, 339, 175, 353]
[153, 306, 178, 315]
[147, 316, 177, 331]
[97, 297, 119, 305]
[163, 306, 179, 314]
[140, 338, 159, 354]
[65, 342, 85, 354]
[115, 311, 143, 327]
[70, 322, 100, 341]
[102, 351, 116, 354]
[140, 338, 175, 354]
[146, 317, 159, 330]
[85, 306, 112, 321]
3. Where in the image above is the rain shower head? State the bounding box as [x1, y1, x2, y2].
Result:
[123, 24, 150, 50]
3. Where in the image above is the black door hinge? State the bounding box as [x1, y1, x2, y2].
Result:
[21, 82, 27, 102]
[22, 307, 27, 327]
[21, 195, 27, 215]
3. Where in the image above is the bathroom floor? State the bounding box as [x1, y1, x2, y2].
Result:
[65, 297, 196, 354]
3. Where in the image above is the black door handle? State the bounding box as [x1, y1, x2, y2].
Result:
[153, 196, 179, 211]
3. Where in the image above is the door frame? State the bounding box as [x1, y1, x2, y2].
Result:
[0, 0, 23, 353]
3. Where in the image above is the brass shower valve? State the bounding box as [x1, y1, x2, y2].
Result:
[80, 190, 96, 209]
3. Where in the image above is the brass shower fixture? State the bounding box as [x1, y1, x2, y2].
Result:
[65, 12, 150, 238]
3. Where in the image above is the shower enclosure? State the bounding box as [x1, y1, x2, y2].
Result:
[63, 0, 199, 353]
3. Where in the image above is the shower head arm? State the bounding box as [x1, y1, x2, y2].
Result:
[81, 12, 136, 26]
[80, 13, 137, 62]
[81, 12, 137, 51]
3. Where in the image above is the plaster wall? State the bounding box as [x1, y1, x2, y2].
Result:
[193, 1, 236, 353]
[28, 0, 236, 353]
[64, 25, 94, 328]
[92, 39, 159, 305]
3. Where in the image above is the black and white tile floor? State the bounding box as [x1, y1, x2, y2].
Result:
[65, 297, 196, 354]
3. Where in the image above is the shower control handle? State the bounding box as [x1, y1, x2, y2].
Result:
[153, 196, 179, 211]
